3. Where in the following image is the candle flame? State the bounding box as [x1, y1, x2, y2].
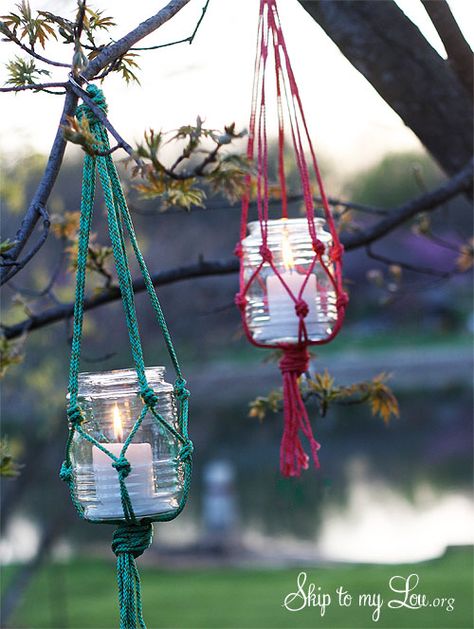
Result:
[281, 225, 295, 272]
[112, 404, 123, 441]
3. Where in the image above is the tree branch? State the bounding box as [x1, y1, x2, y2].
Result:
[1, 27, 70, 68]
[3, 258, 238, 340]
[0, 0, 192, 285]
[1, 205, 50, 276]
[130, 0, 210, 50]
[366, 244, 453, 278]
[82, 0, 192, 80]
[0, 82, 67, 93]
[421, 0, 473, 97]
[0, 90, 78, 286]
[342, 158, 473, 249]
[298, 0, 473, 178]
[3, 159, 472, 341]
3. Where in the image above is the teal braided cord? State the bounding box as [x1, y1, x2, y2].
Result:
[112, 522, 152, 629]
[67, 152, 97, 403]
[95, 154, 148, 388]
[60, 101, 99, 519]
[103, 151, 183, 379]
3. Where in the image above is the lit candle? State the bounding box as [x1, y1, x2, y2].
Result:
[264, 224, 317, 341]
[92, 404, 154, 519]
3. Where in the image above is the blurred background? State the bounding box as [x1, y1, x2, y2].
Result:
[1, 1, 473, 628]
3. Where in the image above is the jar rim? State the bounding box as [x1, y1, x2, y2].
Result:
[77, 366, 166, 390]
[247, 217, 327, 231]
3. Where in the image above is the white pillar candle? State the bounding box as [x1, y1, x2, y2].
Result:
[92, 442, 154, 519]
[266, 271, 317, 340]
[91, 405, 155, 519]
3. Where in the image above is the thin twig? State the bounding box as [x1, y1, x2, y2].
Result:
[366, 244, 454, 278]
[0, 82, 67, 93]
[343, 158, 473, 250]
[130, 193, 388, 216]
[1, 206, 50, 277]
[1, 27, 70, 68]
[130, 0, 211, 50]
[7, 248, 66, 298]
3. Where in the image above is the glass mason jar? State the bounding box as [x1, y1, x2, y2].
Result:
[69, 367, 183, 522]
[241, 218, 337, 344]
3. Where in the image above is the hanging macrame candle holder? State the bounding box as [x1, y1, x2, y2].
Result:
[69, 367, 183, 522]
[235, 0, 348, 477]
[60, 84, 192, 629]
[241, 218, 337, 344]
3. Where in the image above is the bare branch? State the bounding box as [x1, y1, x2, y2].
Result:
[2, 257, 238, 340]
[0, 206, 50, 277]
[130, 0, 211, 50]
[130, 194, 388, 217]
[421, 0, 473, 97]
[366, 244, 453, 278]
[0, 82, 67, 93]
[1, 28, 70, 68]
[343, 158, 473, 250]
[298, 0, 473, 177]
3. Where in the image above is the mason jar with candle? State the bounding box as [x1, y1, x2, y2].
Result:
[241, 218, 337, 344]
[68, 367, 183, 522]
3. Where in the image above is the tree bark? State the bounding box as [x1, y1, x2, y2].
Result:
[421, 0, 474, 97]
[298, 0, 473, 177]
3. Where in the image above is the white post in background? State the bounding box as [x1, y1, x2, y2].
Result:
[201, 460, 240, 553]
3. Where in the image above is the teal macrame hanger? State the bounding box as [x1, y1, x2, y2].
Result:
[59, 84, 193, 629]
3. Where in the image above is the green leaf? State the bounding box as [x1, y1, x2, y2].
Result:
[0, 334, 24, 378]
[5, 55, 50, 87]
[0, 238, 18, 255]
[0, 437, 21, 478]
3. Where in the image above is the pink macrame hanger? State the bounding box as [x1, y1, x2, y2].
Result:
[236, 0, 348, 476]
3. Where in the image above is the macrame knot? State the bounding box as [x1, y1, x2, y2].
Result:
[76, 84, 108, 124]
[279, 345, 310, 376]
[140, 386, 158, 408]
[112, 522, 153, 559]
[174, 378, 190, 401]
[178, 439, 194, 462]
[336, 291, 349, 309]
[67, 404, 84, 426]
[234, 242, 243, 258]
[59, 461, 73, 483]
[234, 292, 247, 309]
[331, 242, 344, 262]
[312, 240, 325, 256]
[113, 456, 131, 480]
[259, 244, 273, 263]
[294, 299, 309, 319]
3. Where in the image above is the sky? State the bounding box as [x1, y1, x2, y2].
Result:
[1, 0, 473, 176]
